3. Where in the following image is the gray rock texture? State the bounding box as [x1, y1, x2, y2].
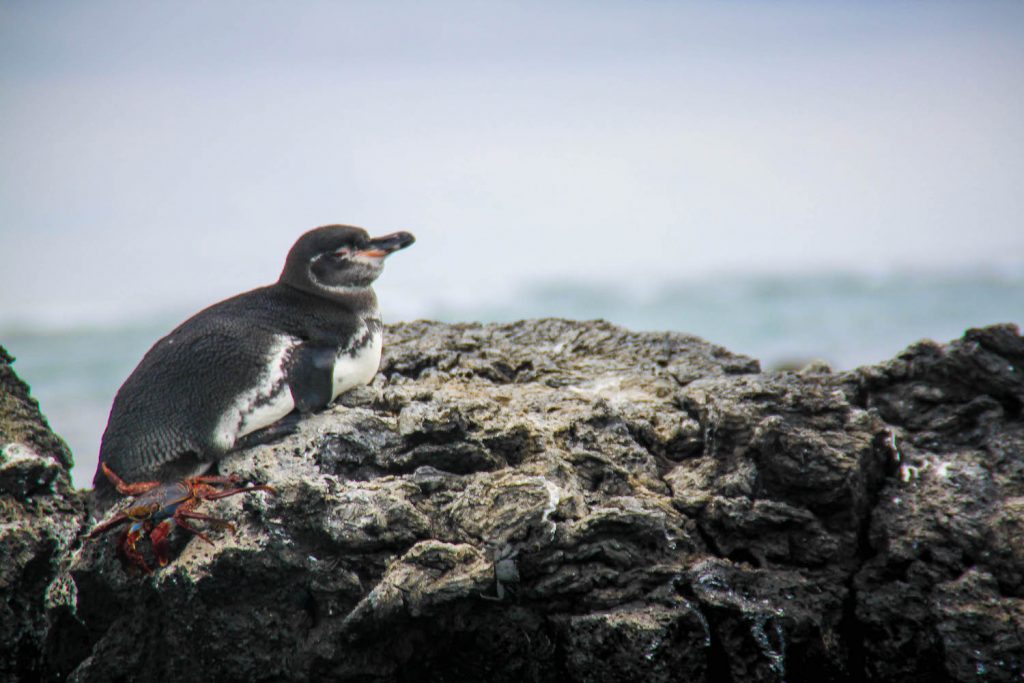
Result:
[1, 319, 1022, 682]
[0, 347, 87, 681]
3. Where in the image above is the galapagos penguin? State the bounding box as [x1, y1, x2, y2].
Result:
[93, 224, 414, 501]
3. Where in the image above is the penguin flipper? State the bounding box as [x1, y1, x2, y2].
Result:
[287, 344, 336, 413]
[233, 413, 302, 451]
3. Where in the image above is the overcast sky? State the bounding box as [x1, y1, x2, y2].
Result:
[2, 1, 1023, 327]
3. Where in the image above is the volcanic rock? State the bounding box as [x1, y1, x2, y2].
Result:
[0, 347, 87, 681]
[1, 319, 1021, 681]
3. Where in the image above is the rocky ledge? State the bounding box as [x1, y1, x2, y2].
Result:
[2, 319, 1023, 682]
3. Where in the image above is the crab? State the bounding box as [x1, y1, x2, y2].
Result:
[87, 462, 276, 573]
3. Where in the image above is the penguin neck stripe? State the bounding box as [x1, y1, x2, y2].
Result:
[315, 282, 374, 295]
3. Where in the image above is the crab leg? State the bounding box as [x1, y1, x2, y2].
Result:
[177, 509, 235, 532]
[172, 516, 215, 545]
[149, 519, 176, 567]
[189, 473, 245, 486]
[86, 511, 131, 538]
[101, 462, 161, 496]
[203, 483, 276, 500]
[119, 524, 153, 574]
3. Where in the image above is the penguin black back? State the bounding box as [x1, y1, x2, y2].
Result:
[94, 225, 414, 499]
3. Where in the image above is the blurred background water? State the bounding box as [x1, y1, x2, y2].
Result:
[2, 1, 1022, 487]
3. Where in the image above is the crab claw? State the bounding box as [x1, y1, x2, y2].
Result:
[119, 524, 153, 574]
[150, 519, 176, 567]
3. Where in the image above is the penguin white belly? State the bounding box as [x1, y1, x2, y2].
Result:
[236, 385, 295, 438]
[214, 336, 297, 450]
[331, 326, 383, 399]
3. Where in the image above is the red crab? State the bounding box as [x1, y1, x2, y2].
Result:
[87, 462, 276, 573]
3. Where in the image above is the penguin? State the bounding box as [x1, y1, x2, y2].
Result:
[93, 224, 414, 501]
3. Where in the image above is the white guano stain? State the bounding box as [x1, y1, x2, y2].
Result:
[900, 456, 958, 483]
[539, 478, 562, 540]
[568, 375, 651, 404]
[1, 442, 41, 464]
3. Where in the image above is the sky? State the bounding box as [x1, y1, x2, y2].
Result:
[1, 1, 1023, 329]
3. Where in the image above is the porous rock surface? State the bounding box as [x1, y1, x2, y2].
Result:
[2, 319, 1022, 682]
[0, 347, 87, 681]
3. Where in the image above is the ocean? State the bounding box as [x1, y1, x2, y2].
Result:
[2, 268, 1021, 489]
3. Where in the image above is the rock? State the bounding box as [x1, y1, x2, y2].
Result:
[2, 319, 1022, 681]
[850, 324, 1024, 682]
[0, 346, 87, 681]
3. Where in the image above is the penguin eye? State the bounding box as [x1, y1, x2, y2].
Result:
[330, 247, 351, 259]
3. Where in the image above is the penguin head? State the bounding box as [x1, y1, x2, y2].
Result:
[280, 225, 415, 296]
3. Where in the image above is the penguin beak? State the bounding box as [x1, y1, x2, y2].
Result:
[357, 232, 416, 259]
